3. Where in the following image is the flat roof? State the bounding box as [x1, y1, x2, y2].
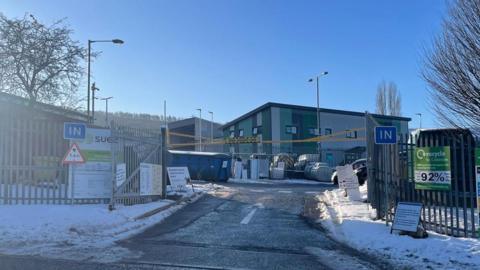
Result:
[168, 117, 223, 128]
[222, 102, 411, 129]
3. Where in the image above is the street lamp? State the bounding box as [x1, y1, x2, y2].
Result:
[197, 109, 202, 151]
[308, 71, 328, 156]
[416, 113, 422, 129]
[101, 97, 113, 127]
[91, 83, 100, 124]
[208, 111, 214, 146]
[87, 39, 124, 122]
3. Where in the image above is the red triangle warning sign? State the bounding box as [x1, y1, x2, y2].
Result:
[62, 143, 86, 164]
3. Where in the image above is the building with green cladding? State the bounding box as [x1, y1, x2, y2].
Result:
[222, 102, 410, 167]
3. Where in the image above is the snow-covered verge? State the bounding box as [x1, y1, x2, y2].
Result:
[0, 183, 218, 263]
[228, 178, 329, 185]
[316, 186, 480, 269]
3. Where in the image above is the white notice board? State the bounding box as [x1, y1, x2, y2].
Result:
[336, 165, 359, 189]
[116, 163, 126, 187]
[140, 163, 162, 196]
[392, 202, 423, 233]
[167, 167, 190, 190]
[69, 128, 113, 199]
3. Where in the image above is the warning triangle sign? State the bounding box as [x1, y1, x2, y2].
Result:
[62, 143, 86, 164]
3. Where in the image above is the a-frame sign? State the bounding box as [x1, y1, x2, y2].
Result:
[62, 143, 86, 165]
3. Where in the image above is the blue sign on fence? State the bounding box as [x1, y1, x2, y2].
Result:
[64, 122, 86, 140]
[375, 126, 397, 144]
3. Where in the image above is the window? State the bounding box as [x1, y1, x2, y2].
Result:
[308, 128, 319, 136]
[252, 126, 262, 135]
[325, 128, 332, 135]
[345, 130, 357, 138]
[238, 129, 244, 137]
[285, 125, 297, 134]
[326, 153, 334, 167]
[229, 131, 235, 138]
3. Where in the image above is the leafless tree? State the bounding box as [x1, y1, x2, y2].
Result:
[0, 14, 85, 108]
[376, 81, 387, 115]
[423, 0, 480, 129]
[375, 80, 401, 116]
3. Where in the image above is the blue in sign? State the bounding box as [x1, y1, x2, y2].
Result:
[64, 122, 86, 140]
[375, 126, 397, 144]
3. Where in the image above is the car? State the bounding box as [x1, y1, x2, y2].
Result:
[304, 162, 334, 182]
[331, 158, 367, 186]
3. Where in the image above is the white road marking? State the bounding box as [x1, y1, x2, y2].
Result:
[240, 203, 263, 225]
[240, 208, 257, 225]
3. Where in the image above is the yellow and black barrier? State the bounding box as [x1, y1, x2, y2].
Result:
[166, 127, 366, 149]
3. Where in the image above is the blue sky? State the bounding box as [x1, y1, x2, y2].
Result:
[3, 0, 447, 127]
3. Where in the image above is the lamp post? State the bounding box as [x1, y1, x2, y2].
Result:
[91, 83, 100, 124]
[208, 111, 213, 147]
[308, 71, 328, 156]
[197, 109, 202, 151]
[416, 113, 422, 129]
[87, 39, 124, 122]
[101, 96, 113, 127]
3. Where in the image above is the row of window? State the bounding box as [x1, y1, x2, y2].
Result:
[288, 126, 333, 136]
[229, 126, 263, 138]
[230, 126, 357, 138]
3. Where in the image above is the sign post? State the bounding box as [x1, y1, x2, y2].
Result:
[414, 147, 451, 190]
[62, 143, 86, 204]
[374, 126, 397, 225]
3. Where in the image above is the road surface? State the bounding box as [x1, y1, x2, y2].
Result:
[0, 181, 390, 270]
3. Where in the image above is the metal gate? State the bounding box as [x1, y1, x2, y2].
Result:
[110, 121, 166, 208]
[366, 113, 478, 238]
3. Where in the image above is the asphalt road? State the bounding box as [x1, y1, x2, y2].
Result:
[118, 182, 387, 270]
[0, 181, 390, 270]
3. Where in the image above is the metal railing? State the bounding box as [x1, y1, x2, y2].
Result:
[366, 114, 478, 238]
[0, 114, 71, 204]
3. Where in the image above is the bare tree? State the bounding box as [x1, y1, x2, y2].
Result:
[375, 80, 401, 116]
[376, 81, 387, 115]
[423, 0, 480, 129]
[0, 14, 85, 108]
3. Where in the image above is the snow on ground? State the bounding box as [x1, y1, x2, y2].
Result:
[317, 185, 480, 269]
[228, 178, 330, 185]
[0, 182, 220, 263]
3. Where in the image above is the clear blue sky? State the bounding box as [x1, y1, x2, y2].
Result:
[3, 0, 447, 128]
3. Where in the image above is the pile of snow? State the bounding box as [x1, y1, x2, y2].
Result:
[317, 185, 480, 269]
[228, 178, 328, 185]
[0, 182, 220, 263]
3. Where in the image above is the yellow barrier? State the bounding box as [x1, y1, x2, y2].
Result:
[167, 128, 366, 149]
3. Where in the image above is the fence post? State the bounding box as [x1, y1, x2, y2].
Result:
[109, 120, 116, 211]
[161, 127, 167, 199]
[384, 144, 389, 225]
[71, 164, 75, 205]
